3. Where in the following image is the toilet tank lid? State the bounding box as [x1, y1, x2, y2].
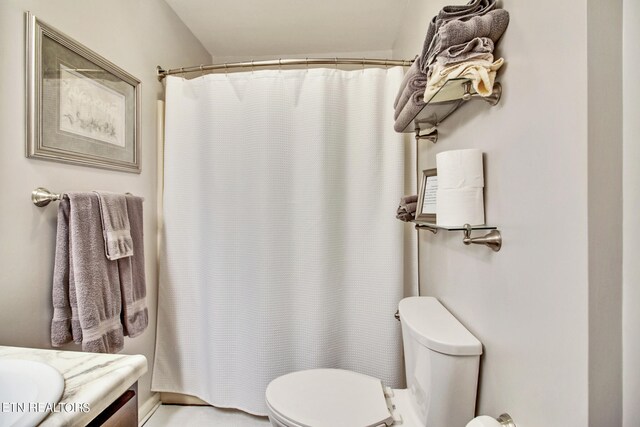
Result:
[399, 297, 482, 356]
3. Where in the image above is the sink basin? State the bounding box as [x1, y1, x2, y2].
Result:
[0, 359, 64, 427]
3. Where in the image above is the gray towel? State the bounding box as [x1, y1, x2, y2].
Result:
[425, 9, 510, 70]
[400, 194, 418, 206]
[434, 37, 494, 69]
[420, 0, 497, 70]
[394, 60, 420, 108]
[396, 211, 415, 222]
[51, 193, 124, 353]
[118, 195, 148, 337]
[396, 195, 418, 222]
[94, 191, 133, 261]
[51, 198, 78, 346]
[394, 91, 425, 133]
[394, 61, 428, 119]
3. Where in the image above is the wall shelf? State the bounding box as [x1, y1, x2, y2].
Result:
[403, 78, 502, 142]
[413, 222, 502, 252]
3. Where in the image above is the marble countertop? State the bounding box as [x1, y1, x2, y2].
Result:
[0, 345, 147, 427]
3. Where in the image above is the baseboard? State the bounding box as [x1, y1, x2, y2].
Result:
[139, 393, 161, 426]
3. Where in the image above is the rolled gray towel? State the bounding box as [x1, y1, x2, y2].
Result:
[420, 0, 497, 70]
[400, 194, 418, 205]
[396, 198, 418, 221]
[434, 37, 494, 70]
[394, 62, 428, 119]
[425, 9, 510, 70]
[394, 91, 425, 133]
[404, 202, 418, 214]
[396, 211, 414, 222]
[394, 60, 421, 109]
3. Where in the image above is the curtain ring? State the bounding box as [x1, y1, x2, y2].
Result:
[306, 58, 309, 72]
[335, 57, 338, 70]
[362, 57, 365, 72]
[200, 64, 204, 77]
[224, 63, 228, 75]
[251, 60, 254, 73]
[279, 58, 282, 72]
[384, 59, 388, 69]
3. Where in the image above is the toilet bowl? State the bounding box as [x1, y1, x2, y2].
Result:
[264, 297, 483, 427]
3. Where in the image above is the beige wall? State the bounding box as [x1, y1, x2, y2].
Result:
[0, 0, 210, 417]
[393, 0, 622, 425]
[623, 0, 640, 425]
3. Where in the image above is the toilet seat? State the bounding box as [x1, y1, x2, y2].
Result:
[265, 369, 394, 427]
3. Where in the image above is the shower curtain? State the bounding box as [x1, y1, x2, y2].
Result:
[152, 67, 415, 416]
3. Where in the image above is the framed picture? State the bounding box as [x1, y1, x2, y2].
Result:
[416, 168, 438, 222]
[26, 12, 141, 173]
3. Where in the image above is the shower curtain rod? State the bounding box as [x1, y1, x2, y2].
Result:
[156, 57, 415, 80]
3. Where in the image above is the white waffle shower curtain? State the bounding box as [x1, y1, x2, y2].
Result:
[152, 67, 414, 416]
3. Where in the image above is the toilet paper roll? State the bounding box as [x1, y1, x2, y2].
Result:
[465, 415, 502, 427]
[436, 149, 484, 189]
[436, 188, 485, 226]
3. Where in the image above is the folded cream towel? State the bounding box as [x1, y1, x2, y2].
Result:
[94, 191, 133, 260]
[425, 57, 504, 100]
[118, 195, 148, 337]
[51, 193, 124, 353]
[425, 9, 509, 70]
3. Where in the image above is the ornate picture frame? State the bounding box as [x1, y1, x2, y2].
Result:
[25, 12, 141, 173]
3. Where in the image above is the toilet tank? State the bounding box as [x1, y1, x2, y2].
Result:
[398, 297, 482, 427]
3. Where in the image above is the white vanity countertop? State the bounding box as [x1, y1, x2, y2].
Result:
[0, 345, 147, 427]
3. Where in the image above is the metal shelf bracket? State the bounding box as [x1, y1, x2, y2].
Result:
[463, 224, 502, 252]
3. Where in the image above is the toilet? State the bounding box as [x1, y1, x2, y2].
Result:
[264, 297, 483, 427]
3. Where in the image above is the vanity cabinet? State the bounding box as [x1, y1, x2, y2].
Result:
[87, 383, 138, 427]
[0, 346, 147, 427]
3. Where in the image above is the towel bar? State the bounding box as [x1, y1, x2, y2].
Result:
[32, 188, 134, 207]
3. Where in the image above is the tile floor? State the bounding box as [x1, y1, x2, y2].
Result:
[144, 404, 271, 427]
